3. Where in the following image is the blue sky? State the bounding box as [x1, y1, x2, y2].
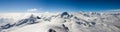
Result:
[0, 0, 120, 12]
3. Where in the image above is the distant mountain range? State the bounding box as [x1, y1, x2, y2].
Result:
[0, 12, 120, 32]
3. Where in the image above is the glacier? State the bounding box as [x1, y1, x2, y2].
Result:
[0, 12, 120, 32]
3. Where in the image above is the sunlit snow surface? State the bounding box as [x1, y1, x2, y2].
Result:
[0, 12, 120, 32]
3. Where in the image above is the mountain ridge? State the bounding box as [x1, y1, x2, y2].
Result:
[0, 12, 120, 32]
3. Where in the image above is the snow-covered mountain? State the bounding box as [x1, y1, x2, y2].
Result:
[0, 12, 120, 32]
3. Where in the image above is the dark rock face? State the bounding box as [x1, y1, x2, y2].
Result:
[76, 21, 96, 27]
[37, 16, 41, 19]
[61, 12, 70, 19]
[0, 14, 40, 30]
[28, 14, 38, 24]
[76, 22, 83, 25]
[83, 14, 90, 17]
[91, 22, 96, 25]
[15, 19, 29, 26]
[16, 14, 39, 26]
[1, 23, 14, 29]
[62, 24, 69, 31]
[115, 25, 120, 29]
[74, 17, 80, 20]
[48, 29, 56, 32]
[28, 17, 37, 24]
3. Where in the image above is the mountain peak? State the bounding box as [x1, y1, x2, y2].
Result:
[61, 12, 71, 19]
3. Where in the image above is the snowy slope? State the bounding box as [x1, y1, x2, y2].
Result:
[0, 12, 120, 32]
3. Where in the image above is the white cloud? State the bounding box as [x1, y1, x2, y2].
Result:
[106, 9, 120, 11]
[27, 8, 38, 12]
